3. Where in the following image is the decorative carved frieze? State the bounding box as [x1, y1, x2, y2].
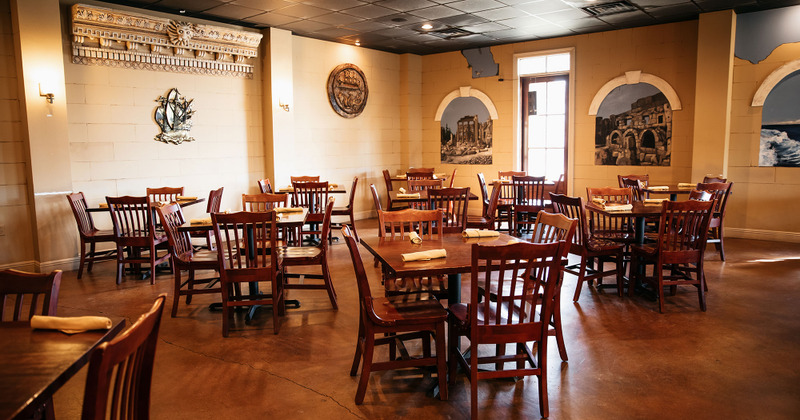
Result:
[70, 4, 262, 78]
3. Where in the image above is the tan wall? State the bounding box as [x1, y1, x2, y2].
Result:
[288, 36, 411, 219]
[421, 22, 699, 208]
[728, 42, 800, 238]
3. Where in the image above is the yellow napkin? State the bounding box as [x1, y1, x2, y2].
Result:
[275, 207, 303, 213]
[176, 196, 197, 200]
[31, 315, 112, 334]
[648, 186, 669, 191]
[644, 198, 667, 206]
[492, 179, 511, 183]
[394, 175, 407, 179]
[190, 217, 212, 225]
[434, 173, 447, 179]
[278, 186, 294, 192]
[462, 229, 501, 238]
[398, 187, 407, 193]
[604, 203, 633, 212]
[591, 197, 606, 206]
[397, 193, 421, 198]
[401, 249, 447, 262]
[678, 182, 696, 188]
[98, 203, 109, 208]
[409, 232, 422, 244]
[328, 184, 338, 190]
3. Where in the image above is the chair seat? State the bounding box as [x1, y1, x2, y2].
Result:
[591, 231, 634, 242]
[174, 250, 219, 265]
[370, 295, 447, 326]
[449, 301, 532, 329]
[331, 206, 351, 215]
[279, 246, 322, 260]
[86, 229, 115, 240]
[466, 215, 491, 226]
[385, 276, 447, 296]
[631, 244, 657, 257]
[586, 237, 626, 252]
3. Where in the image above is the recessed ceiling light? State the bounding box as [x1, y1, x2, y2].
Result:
[179, 9, 186, 14]
[355, 41, 361, 46]
[421, 23, 433, 30]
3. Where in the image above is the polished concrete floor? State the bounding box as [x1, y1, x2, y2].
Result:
[51, 219, 800, 419]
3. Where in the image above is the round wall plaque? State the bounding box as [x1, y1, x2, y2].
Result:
[327, 63, 368, 118]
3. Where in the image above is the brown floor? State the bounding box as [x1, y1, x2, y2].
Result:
[51, 218, 800, 419]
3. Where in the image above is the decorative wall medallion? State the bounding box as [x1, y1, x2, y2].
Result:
[71, 4, 262, 78]
[154, 89, 195, 144]
[327, 64, 368, 118]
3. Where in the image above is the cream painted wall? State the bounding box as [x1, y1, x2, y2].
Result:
[289, 36, 411, 220]
[728, 42, 800, 239]
[422, 22, 699, 209]
[0, 0, 35, 267]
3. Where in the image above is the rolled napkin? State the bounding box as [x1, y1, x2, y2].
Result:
[604, 203, 633, 212]
[648, 185, 669, 191]
[492, 179, 511, 183]
[644, 198, 667, 206]
[394, 174, 407, 179]
[677, 182, 696, 188]
[31, 315, 112, 334]
[591, 197, 606, 206]
[434, 173, 447, 179]
[462, 229, 501, 238]
[98, 203, 108, 208]
[409, 231, 422, 244]
[278, 185, 294, 192]
[401, 249, 447, 262]
[176, 196, 197, 200]
[328, 184, 338, 190]
[398, 187, 407, 194]
[397, 193, 421, 198]
[190, 217, 212, 225]
[275, 207, 304, 213]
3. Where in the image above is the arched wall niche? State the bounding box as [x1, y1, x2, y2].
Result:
[434, 86, 499, 121]
[751, 58, 800, 106]
[588, 71, 682, 115]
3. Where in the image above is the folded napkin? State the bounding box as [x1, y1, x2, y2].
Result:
[275, 207, 303, 213]
[677, 182, 696, 188]
[31, 315, 112, 334]
[492, 179, 512, 184]
[604, 203, 633, 212]
[648, 185, 669, 191]
[328, 183, 338, 190]
[591, 197, 606, 206]
[644, 198, 667, 206]
[190, 217, 212, 225]
[394, 175, 407, 179]
[463, 229, 501, 238]
[398, 187, 407, 194]
[278, 187, 294, 193]
[434, 173, 447, 179]
[409, 231, 422, 244]
[176, 196, 197, 200]
[397, 193, 421, 198]
[401, 249, 447, 262]
[98, 203, 109, 208]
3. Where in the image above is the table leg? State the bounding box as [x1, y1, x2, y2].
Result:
[447, 273, 461, 305]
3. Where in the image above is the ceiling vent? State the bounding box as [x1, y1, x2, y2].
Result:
[581, 1, 638, 17]
[428, 27, 474, 40]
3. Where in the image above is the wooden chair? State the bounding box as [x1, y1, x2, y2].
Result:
[0, 269, 61, 321]
[156, 203, 221, 318]
[621, 177, 647, 202]
[81, 294, 165, 420]
[280, 197, 338, 310]
[188, 187, 224, 250]
[696, 182, 733, 261]
[146, 186, 183, 204]
[617, 174, 649, 188]
[630, 200, 714, 312]
[448, 240, 562, 419]
[689, 190, 712, 201]
[332, 176, 359, 240]
[512, 175, 546, 237]
[290, 175, 320, 183]
[550, 193, 625, 301]
[702, 175, 727, 183]
[448, 168, 457, 188]
[67, 192, 116, 278]
[497, 170, 525, 232]
[406, 167, 435, 180]
[407, 178, 443, 209]
[427, 187, 469, 233]
[586, 187, 636, 245]
[291, 181, 330, 243]
[242, 192, 288, 212]
[212, 211, 283, 336]
[382, 169, 404, 210]
[257, 178, 273, 194]
[476, 173, 489, 217]
[553, 174, 566, 194]
[107, 196, 171, 285]
[466, 180, 502, 230]
[341, 225, 448, 404]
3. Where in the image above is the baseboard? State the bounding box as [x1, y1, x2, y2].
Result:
[0, 260, 38, 272]
[37, 257, 81, 273]
[726, 228, 800, 243]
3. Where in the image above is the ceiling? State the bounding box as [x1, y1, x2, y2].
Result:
[97, 0, 800, 55]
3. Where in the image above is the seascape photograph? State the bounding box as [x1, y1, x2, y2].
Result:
[760, 70, 800, 167]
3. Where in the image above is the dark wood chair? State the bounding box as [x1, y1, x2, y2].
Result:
[428, 186, 469, 233]
[466, 180, 502, 230]
[146, 186, 184, 204]
[341, 225, 448, 404]
[512, 175, 546, 237]
[448, 168, 457, 187]
[156, 203, 221, 318]
[81, 294, 165, 420]
[696, 182, 733, 261]
[621, 177, 647, 202]
[630, 200, 714, 312]
[382, 169, 405, 211]
[407, 178, 442, 210]
[689, 190, 712, 201]
[496, 170, 526, 232]
[617, 174, 649, 188]
[702, 175, 727, 183]
[406, 167, 435, 180]
[448, 240, 562, 419]
[67, 192, 116, 278]
[280, 197, 338, 310]
[292, 181, 330, 243]
[332, 176, 359, 240]
[243, 192, 295, 246]
[257, 178, 273, 194]
[290, 175, 320, 183]
[107, 196, 171, 285]
[189, 187, 224, 250]
[212, 211, 283, 336]
[550, 193, 625, 301]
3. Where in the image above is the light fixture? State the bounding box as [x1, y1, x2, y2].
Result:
[355, 41, 361, 46]
[39, 83, 54, 104]
[421, 23, 433, 30]
[278, 98, 290, 112]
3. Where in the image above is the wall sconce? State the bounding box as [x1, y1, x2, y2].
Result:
[278, 98, 290, 112]
[39, 83, 55, 104]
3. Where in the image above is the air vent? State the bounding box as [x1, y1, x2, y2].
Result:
[429, 27, 474, 40]
[582, 1, 638, 16]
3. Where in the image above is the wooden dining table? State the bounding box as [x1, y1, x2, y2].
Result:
[85, 197, 206, 213]
[643, 184, 695, 201]
[389, 190, 479, 204]
[0, 320, 126, 420]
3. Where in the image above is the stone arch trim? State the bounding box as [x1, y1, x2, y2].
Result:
[752, 58, 800, 106]
[434, 86, 499, 121]
[588, 71, 682, 115]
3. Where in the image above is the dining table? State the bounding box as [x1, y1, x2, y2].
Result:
[389, 190, 479, 204]
[0, 319, 126, 420]
[643, 184, 695, 201]
[85, 197, 206, 213]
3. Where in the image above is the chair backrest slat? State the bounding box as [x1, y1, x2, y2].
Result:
[242, 193, 288, 212]
[0, 269, 62, 322]
[428, 187, 469, 233]
[549, 193, 590, 248]
[291, 181, 329, 216]
[156, 203, 193, 260]
[257, 179, 273, 194]
[207, 187, 224, 213]
[146, 187, 183, 204]
[67, 192, 96, 235]
[378, 208, 443, 239]
[107, 196, 154, 238]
